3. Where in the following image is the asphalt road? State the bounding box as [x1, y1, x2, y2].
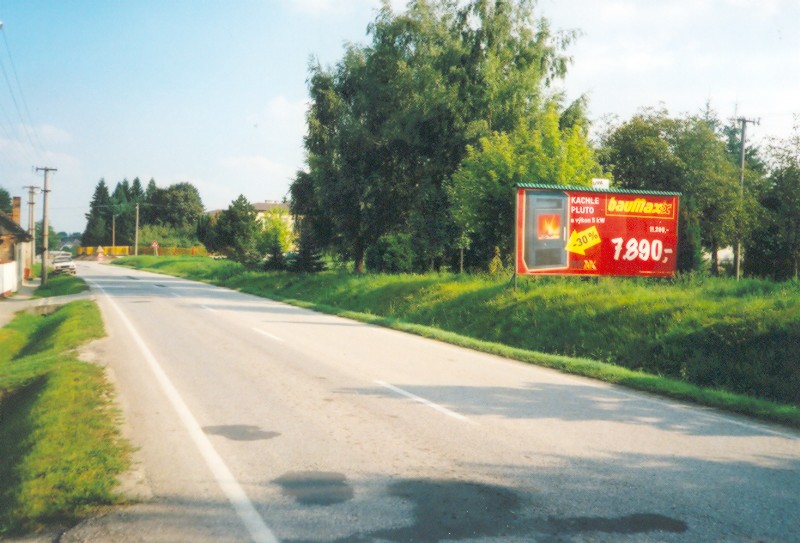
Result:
[64, 261, 800, 543]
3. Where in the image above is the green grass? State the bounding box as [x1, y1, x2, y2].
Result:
[0, 300, 130, 536]
[33, 274, 90, 299]
[112, 256, 800, 428]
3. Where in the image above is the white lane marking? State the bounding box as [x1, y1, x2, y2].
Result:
[202, 305, 217, 313]
[375, 380, 472, 423]
[89, 279, 280, 543]
[253, 327, 284, 343]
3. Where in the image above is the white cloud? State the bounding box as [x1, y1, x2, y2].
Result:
[249, 95, 308, 172]
[221, 155, 295, 180]
[252, 95, 308, 128]
[38, 125, 73, 146]
[212, 155, 296, 205]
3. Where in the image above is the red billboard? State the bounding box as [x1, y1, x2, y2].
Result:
[516, 185, 680, 277]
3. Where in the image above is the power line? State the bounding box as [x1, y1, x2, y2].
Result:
[0, 26, 46, 156]
[0, 20, 45, 164]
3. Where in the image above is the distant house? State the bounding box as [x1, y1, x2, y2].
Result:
[253, 201, 293, 231]
[0, 197, 32, 296]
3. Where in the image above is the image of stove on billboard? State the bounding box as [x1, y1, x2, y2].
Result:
[516, 184, 681, 277]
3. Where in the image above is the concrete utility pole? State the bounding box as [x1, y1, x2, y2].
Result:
[734, 117, 758, 282]
[135, 203, 140, 256]
[23, 185, 40, 278]
[35, 167, 57, 286]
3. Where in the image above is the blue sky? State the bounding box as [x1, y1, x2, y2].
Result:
[0, 0, 797, 234]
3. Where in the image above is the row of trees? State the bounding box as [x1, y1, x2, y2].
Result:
[82, 178, 205, 248]
[290, 0, 598, 273]
[290, 0, 799, 279]
[600, 108, 800, 280]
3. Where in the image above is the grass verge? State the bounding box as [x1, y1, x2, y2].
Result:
[0, 299, 130, 536]
[33, 274, 90, 299]
[112, 256, 800, 429]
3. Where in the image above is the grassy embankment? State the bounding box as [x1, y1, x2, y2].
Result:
[0, 276, 130, 536]
[114, 256, 800, 428]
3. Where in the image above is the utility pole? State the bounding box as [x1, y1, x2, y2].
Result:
[35, 167, 57, 286]
[23, 185, 39, 279]
[134, 203, 140, 256]
[734, 117, 758, 282]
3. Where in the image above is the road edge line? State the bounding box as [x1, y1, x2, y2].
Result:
[88, 278, 280, 543]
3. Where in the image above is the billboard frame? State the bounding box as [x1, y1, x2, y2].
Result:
[515, 184, 681, 279]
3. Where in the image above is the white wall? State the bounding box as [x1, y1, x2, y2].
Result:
[0, 261, 18, 297]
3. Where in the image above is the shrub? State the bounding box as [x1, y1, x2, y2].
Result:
[366, 233, 413, 273]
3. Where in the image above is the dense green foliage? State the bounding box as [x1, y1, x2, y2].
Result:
[114, 256, 800, 424]
[598, 109, 741, 273]
[599, 108, 800, 279]
[365, 233, 414, 273]
[289, 219, 326, 272]
[207, 195, 262, 265]
[0, 300, 129, 535]
[292, 0, 597, 272]
[199, 195, 296, 268]
[82, 177, 204, 248]
[259, 206, 294, 270]
[450, 108, 604, 268]
[745, 127, 800, 279]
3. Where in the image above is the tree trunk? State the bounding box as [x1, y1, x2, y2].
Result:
[354, 241, 365, 273]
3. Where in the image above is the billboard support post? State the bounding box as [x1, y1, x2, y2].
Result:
[512, 189, 519, 291]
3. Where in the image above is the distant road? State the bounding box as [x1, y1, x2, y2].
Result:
[67, 261, 800, 542]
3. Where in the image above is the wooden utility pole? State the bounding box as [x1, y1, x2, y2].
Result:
[35, 167, 57, 286]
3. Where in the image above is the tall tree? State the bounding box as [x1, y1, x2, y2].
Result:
[110, 181, 135, 245]
[449, 103, 604, 267]
[599, 109, 741, 274]
[746, 124, 800, 279]
[130, 177, 145, 203]
[143, 178, 159, 224]
[674, 116, 740, 273]
[292, 0, 576, 271]
[213, 195, 261, 265]
[148, 182, 204, 229]
[82, 179, 112, 246]
[81, 179, 111, 247]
